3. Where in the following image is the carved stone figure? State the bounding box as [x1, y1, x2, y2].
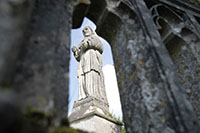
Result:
[72, 26, 108, 103]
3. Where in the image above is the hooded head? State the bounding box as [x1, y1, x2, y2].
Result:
[82, 26, 95, 37]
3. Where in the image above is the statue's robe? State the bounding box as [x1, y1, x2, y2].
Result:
[76, 34, 107, 103]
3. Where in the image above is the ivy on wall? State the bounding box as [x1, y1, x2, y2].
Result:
[196, 0, 200, 3]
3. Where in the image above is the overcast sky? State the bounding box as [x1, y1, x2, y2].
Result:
[68, 17, 122, 119]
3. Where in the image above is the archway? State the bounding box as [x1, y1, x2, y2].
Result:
[150, 3, 200, 120]
[69, 0, 200, 132]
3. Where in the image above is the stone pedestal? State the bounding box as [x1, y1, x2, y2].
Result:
[68, 96, 122, 133]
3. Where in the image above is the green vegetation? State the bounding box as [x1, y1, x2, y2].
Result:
[49, 127, 83, 133]
[21, 105, 54, 133]
[21, 105, 84, 133]
[121, 123, 126, 133]
[193, 0, 200, 3]
[106, 112, 126, 133]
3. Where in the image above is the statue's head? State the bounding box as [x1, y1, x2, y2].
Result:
[82, 26, 94, 37]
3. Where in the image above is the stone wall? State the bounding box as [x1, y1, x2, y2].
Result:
[0, 0, 200, 133]
[145, 0, 200, 122]
[0, 0, 74, 132]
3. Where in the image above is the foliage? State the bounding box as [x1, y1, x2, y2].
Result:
[194, 0, 200, 3]
[106, 112, 126, 133]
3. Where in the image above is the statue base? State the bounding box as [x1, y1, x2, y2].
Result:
[68, 96, 122, 133]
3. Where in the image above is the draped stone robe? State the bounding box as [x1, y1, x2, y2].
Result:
[74, 34, 108, 103]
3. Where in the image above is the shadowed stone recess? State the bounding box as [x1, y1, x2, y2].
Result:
[146, 0, 200, 121]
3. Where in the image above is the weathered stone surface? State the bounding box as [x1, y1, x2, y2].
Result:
[0, 0, 33, 87]
[68, 95, 119, 132]
[95, 0, 200, 132]
[0, 0, 74, 129]
[112, 1, 200, 132]
[1, 0, 200, 132]
[70, 111, 122, 133]
[148, 1, 200, 121]
[69, 96, 109, 122]
[179, 0, 200, 8]
[13, 0, 73, 125]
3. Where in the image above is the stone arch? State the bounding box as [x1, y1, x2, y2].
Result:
[151, 3, 200, 120]
[72, 0, 107, 28]
[72, 0, 123, 46]
[153, 4, 200, 67]
[151, 4, 184, 31]
[71, 1, 143, 132]
[150, 3, 200, 64]
[1, 0, 200, 132]
[70, 0, 200, 132]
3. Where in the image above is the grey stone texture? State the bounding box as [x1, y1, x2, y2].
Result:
[179, 0, 200, 8]
[13, 0, 73, 124]
[70, 112, 122, 133]
[0, 0, 200, 132]
[0, 0, 33, 84]
[147, 0, 200, 121]
[69, 96, 109, 122]
[69, 96, 121, 133]
[0, 0, 74, 131]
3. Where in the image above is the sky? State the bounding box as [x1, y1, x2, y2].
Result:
[68, 17, 122, 119]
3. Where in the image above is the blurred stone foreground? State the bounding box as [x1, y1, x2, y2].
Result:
[0, 0, 200, 133]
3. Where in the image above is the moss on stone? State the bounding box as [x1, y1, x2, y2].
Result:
[118, 82, 122, 90]
[49, 127, 80, 133]
[19, 104, 58, 133]
[1, 79, 12, 89]
[19, 105, 85, 133]
[130, 71, 136, 80]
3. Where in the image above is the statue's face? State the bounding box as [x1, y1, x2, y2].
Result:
[83, 27, 92, 37]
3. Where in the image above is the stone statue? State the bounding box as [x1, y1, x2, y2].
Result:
[72, 26, 108, 103]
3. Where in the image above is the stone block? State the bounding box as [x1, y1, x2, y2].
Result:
[69, 96, 122, 133]
[70, 111, 122, 133]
